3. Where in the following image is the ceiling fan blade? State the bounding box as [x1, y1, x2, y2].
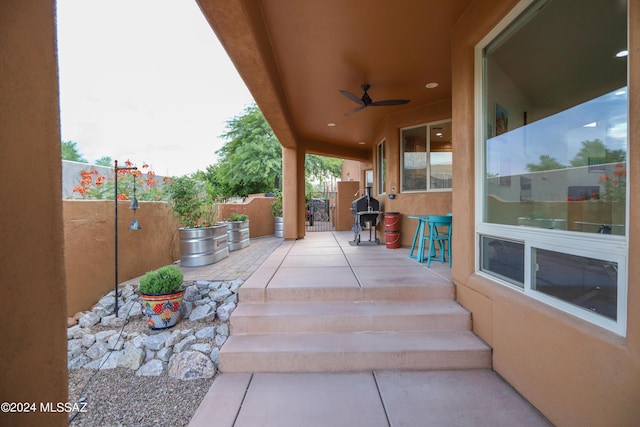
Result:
[369, 99, 410, 106]
[339, 90, 365, 105]
[344, 105, 367, 116]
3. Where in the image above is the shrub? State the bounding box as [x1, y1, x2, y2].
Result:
[139, 266, 184, 295]
[227, 212, 249, 222]
[271, 190, 283, 217]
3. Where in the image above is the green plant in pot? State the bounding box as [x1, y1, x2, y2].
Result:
[227, 212, 249, 222]
[271, 190, 283, 237]
[166, 176, 228, 267]
[139, 265, 186, 330]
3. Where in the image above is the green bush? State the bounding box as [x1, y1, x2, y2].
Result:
[227, 212, 249, 222]
[139, 266, 184, 295]
[271, 190, 283, 217]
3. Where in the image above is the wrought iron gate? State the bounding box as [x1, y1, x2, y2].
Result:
[306, 191, 336, 232]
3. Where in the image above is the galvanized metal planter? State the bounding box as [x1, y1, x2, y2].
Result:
[226, 220, 250, 251]
[274, 216, 284, 238]
[178, 224, 229, 267]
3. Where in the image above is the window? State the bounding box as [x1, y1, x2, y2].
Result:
[401, 121, 452, 192]
[377, 140, 386, 195]
[477, 0, 628, 334]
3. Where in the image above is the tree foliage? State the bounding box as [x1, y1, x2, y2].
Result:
[95, 156, 113, 167]
[569, 139, 625, 167]
[61, 140, 88, 163]
[211, 104, 343, 198]
[525, 154, 566, 172]
[215, 104, 282, 197]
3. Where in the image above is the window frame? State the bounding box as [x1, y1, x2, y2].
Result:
[377, 140, 386, 196]
[473, 0, 628, 336]
[400, 120, 453, 193]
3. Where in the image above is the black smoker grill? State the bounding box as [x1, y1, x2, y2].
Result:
[351, 187, 383, 245]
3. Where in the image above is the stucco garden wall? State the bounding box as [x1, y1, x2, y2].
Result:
[218, 195, 277, 238]
[64, 200, 181, 316]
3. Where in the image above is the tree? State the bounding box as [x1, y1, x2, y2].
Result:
[570, 139, 625, 167]
[305, 154, 342, 181]
[61, 140, 88, 163]
[211, 104, 344, 197]
[95, 156, 113, 167]
[215, 104, 282, 197]
[525, 154, 566, 172]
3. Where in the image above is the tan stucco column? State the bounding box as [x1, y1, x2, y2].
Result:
[282, 146, 305, 239]
[0, 1, 68, 425]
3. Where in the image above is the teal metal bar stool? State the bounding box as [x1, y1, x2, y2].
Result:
[407, 215, 429, 260]
[422, 215, 452, 267]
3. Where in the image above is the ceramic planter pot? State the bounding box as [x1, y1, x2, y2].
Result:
[141, 289, 186, 330]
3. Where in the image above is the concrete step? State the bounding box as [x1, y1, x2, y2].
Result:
[239, 284, 455, 303]
[230, 301, 471, 334]
[218, 330, 492, 373]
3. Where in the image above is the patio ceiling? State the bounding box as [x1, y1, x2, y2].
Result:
[197, 0, 472, 160]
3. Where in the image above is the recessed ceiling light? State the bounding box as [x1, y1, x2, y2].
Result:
[425, 82, 439, 89]
[436, 132, 443, 137]
[358, 141, 366, 145]
[327, 123, 336, 127]
[616, 50, 628, 58]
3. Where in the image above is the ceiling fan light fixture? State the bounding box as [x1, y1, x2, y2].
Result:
[425, 82, 439, 89]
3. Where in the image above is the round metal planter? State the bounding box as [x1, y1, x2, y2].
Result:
[179, 224, 229, 267]
[274, 216, 284, 238]
[226, 220, 250, 251]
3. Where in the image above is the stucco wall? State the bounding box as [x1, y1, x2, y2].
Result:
[368, 99, 454, 247]
[0, 1, 68, 425]
[451, 0, 640, 425]
[63, 200, 182, 316]
[218, 195, 277, 238]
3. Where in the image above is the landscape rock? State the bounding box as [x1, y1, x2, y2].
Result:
[214, 334, 227, 347]
[86, 340, 108, 360]
[68, 355, 91, 370]
[136, 359, 165, 377]
[81, 333, 96, 348]
[79, 312, 101, 328]
[168, 351, 215, 380]
[216, 301, 236, 322]
[118, 347, 145, 370]
[210, 287, 232, 302]
[95, 330, 117, 342]
[189, 304, 216, 322]
[195, 327, 215, 340]
[191, 343, 212, 354]
[174, 335, 196, 353]
[210, 347, 220, 368]
[143, 331, 171, 350]
[157, 347, 173, 362]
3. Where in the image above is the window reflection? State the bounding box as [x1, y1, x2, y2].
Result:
[485, 88, 627, 235]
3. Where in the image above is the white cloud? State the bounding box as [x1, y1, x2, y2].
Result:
[57, 0, 254, 176]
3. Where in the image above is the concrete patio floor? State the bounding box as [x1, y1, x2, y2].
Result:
[188, 231, 551, 426]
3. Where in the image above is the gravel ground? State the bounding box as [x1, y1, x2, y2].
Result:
[67, 317, 217, 427]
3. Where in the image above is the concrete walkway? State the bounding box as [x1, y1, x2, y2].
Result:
[188, 232, 551, 427]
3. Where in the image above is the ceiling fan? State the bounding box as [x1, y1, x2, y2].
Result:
[339, 83, 410, 116]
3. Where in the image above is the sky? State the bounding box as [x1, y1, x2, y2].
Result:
[56, 0, 255, 177]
